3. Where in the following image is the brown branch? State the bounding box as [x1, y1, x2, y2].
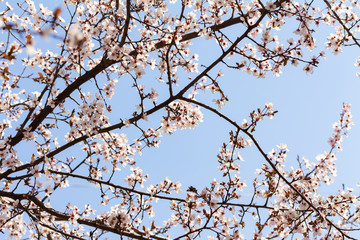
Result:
[174, 10, 270, 98]
[179, 97, 357, 240]
[0, 90, 177, 179]
[49, 170, 186, 202]
[4, 4, 269, 150]
[119, 0, 131, 47]
[0, 9, 268, 179]
[7, 56, 114, 148]
[49, 170, 316, 213]
[0, 191, 167, 240]
[38, 222, 86, 240]
[323, 0, 360, 47]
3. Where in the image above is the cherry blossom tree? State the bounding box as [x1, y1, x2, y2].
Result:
[1, 0, 360, 239]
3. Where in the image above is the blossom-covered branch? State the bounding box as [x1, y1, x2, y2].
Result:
[1, 0, 360, 239]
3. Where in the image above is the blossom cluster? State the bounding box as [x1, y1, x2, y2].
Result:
[160, 100, 203, 134]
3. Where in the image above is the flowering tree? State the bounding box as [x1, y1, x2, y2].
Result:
[1, 0, 360, 239]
